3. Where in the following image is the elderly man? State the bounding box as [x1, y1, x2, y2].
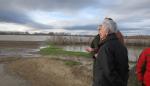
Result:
[93, 18, 129, 86]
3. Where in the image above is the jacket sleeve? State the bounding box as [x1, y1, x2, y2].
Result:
[136, 49, 146, 81]
[91, 34, 100, 49]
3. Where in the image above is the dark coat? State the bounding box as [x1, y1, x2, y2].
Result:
[91, 34, 100, 49]
[91, 34, 101, 85]
[90, 34, 100, 59]
[93, 33, 129, 86]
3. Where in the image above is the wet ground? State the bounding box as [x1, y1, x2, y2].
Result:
[0, 41, 46, 57]
[0, 41, 145, 86]
[0, 64, 31, 86]
[0, 41, 45, 86]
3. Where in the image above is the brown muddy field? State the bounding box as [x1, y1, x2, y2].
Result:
[0, 56, 141, 86]
[2, 57, 92, 86]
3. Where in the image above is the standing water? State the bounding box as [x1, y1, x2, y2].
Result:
[0, 41, 47, 58]
[59, 45, 145, 62]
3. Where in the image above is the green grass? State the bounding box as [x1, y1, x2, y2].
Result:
[40, 45, 91, 58]
[64, 60, 82, 66]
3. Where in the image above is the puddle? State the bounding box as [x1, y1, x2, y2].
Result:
[0, 41, 48, 58]
[0, 48, 41, 57]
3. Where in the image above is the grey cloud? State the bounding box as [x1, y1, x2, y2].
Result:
[0, 10, 32, 24]
[0, 0, 100, 12]
[107, 0, 150, 14]
[0, 10, 53, 30]
[65, 24, 97, 31]
[102, 0, 150, 25]
[0, 0, 101, 31]
[0, 0, 150, 35]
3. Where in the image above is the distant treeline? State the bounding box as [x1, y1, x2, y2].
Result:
[125, 35, 150, 39]
[123, 35, 150, 46]
[0, 31, 150, 46]
[0, 31, 93, 37]
[45, 35, 150, 46]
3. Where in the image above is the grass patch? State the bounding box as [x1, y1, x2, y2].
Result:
[64, 60, 81, 66]
[40, 45, 91, 58]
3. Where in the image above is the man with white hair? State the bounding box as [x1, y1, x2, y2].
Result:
[92, 18, 129, 86]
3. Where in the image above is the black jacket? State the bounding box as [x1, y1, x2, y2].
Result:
[91, 34, 100, 49]
[93, 33, 129, 86]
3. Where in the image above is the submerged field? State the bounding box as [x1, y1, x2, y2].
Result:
[0, 41, 146, 86]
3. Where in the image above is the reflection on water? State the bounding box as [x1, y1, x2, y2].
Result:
[0, 41, 47, 57]
[60, 45, 146, 62]
[0, 48, 40, 57]
[58, 45, 89, 52]
[127, 46, 145, 62]
[0, 41, 147, 62]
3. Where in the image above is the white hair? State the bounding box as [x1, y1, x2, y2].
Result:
[102, 18, 118, 34]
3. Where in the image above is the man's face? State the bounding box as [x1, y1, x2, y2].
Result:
[99, 25, 108, 40]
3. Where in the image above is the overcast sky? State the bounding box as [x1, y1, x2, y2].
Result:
[0, 0, 150, 35]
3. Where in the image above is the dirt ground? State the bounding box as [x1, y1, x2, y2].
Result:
[5, 57, 92, 86]
[0, 56, 140, 86]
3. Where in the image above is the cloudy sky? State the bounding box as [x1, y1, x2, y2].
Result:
[0, 0, 150, 36]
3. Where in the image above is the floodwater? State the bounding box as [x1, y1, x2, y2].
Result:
[0, 41, 146, 62]
[0, 41, 47, 58]
[59, 45, 146, 62]
[0, 41, 145, 85]
[0, 41, 45, 86]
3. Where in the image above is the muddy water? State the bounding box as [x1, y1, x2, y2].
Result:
[0, 41, 47, 57]
[0, 41, 145, 62]
[59, 45, 146, 70]
[0, 41, 145, 85]
[0, 41, 46, 86]
[59, 45, 146, 62]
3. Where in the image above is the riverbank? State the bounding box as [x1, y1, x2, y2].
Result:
[3, 57, 92, 86]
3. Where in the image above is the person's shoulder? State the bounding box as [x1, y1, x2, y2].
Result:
[108, 39, 127, 50]
[105, 39, 118, 47]
[143, 47, 150, 53]
[145, 47, 150, 50]
[94, 34, 100, 39]
[100, 41, 111, 50]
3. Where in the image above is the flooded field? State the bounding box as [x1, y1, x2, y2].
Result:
[0, 41, 146, 86]
[59, 45, 145, 62]
[0, 41, 146, 62]
[0, 41, 45, 57]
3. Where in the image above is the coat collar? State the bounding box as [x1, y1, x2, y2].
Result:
[101, 33, 118, 44]
[106, 33, 118, 41]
